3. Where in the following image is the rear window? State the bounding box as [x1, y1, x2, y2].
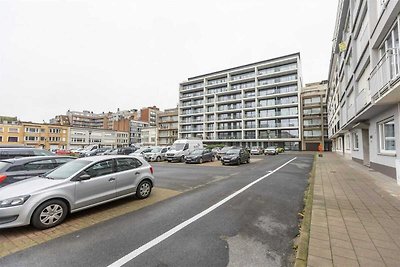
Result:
[0, 161, 11, 171]
[33, 149, 54, 156]
[115, 158, 142, 172]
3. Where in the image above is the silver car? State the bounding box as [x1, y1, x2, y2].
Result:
[0, 155, 155, 230]
[143, 146, 169, 162]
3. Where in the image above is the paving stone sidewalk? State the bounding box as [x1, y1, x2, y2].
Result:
[307, 152, 400, 267]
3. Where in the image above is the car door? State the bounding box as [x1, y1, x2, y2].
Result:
[74, 159, 117, 209]
[114, 158, 143, 197]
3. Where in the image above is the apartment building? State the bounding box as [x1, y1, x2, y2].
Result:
[106, 109, 138, 131]
[328, 0, 400, 181]
[139, 106, 159, 126]
[129, 120, 149, 145]
[141, 127, 158, 146]
[158, 107, 178, 146]
[301, 81, 331, 151]
[68, 127, 129, 149]
[51, 110, 108, 129]
[0, 123, 24, 145]
[178, 53, 302, 150]
[0, 122, 68, 149]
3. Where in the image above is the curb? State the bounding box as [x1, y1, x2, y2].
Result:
[294, 153, 317, 267]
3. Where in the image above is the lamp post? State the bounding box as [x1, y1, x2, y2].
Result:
[88, 130, 92, 147]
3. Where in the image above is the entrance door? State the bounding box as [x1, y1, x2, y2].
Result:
[362, 129, 370, 167]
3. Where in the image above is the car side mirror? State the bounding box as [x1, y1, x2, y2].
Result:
[79, 173, 91, 181]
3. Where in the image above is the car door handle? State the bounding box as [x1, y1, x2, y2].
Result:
[109, 177, 116, 182]
[135, 172, 140, 175]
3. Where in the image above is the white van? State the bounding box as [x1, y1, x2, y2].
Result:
[166, 139, 203, 162]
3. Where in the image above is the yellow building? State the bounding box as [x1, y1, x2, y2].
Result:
[21, 122, 69, 150]
[0, 124, 24, 145]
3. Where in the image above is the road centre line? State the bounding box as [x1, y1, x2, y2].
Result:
[108, 157, 297, 267]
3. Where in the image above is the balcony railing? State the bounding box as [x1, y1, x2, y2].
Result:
[370, 48, 400, 101]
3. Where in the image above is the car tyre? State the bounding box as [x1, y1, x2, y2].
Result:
[199, 158, 203, 164]
[211, 156, 214, 162]
[180, 156, 185, 163]
[156, 156, 161, 162]
[136, 180, 152, 199]
[31, 199, 68, 230]
[247, 158, 250, 164]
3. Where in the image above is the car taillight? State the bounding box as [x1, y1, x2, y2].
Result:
[0, 174, 7, 183]
[149, 166, 154, 175]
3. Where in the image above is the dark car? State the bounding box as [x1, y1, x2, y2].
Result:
[221, 148, 250, 165]
[216, 146, 234, 160]
[0, 156, 76, 187]
[0, 147, 54, 160]
[117, 147, 137, 155]
[185, 149, 214, 164]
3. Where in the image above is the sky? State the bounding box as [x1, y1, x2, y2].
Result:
[0, 0, 338, 122]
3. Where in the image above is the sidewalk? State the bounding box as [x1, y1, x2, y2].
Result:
[307, 152, 400, 267]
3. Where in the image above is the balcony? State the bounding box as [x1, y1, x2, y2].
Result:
[370, 48, 400, 102]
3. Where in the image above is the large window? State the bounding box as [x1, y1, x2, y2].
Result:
[353, 132, 359, 150]
[378, 118, 396, 154]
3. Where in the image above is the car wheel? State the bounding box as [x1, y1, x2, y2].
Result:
[199, 158, 203, 164]
[211, 156, 214, 162]
[247, 158, 250, 164]
[237, 159, 240, 165]
[136, 180, 152, 199]
[180, 156, 185, 163]
[31, 199, 68, 230]
[156, 156, 161, 162]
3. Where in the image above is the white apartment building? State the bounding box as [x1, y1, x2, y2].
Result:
[68, 127, 129, 149]
[328, 0, 400, 182]
[178, 53, 303, 150]
[141, 126, 158, 146]
[129, 120, 149, 145]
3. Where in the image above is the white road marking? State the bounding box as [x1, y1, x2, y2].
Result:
[108, 157, 297, 267]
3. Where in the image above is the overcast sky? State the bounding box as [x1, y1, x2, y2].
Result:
[0, 0, 338, 122]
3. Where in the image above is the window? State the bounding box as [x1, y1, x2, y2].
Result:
[8, 128, 19, 133]
[8, 136, 18, 142]
[115, 158, 141, 172]
[345, 134, 351, 150]
[85, 160, 114, 177]
[378, 118, 396, 154]
[0, 136, 2, 142]
[353, 132, 359, 150]
[25, 160, 55, 171]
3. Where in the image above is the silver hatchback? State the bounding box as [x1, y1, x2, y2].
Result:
[0, 155, 155, 229]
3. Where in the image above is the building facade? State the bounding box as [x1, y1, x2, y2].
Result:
[328, 0, 400, 181]
[129, 120, 149, 145]
[141, 127, 158, 146]
[68, 127, 129, 149]
[178, 53, 302, 149]
[158, 107, 178, 146]
[139, 106, 159, 127]
[301, 81, 331, 151]
[0, 122, 68, 149]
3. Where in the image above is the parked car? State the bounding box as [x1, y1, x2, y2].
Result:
[211, 147, 221, 156]
[0, 156, 76, 187]
[143, 147, 169, 162]
[264, 147, 278, 155]
[117, 147, 137, 155]
[0, 155, 155, 230]
[216, 146, 234, 160]
[250, 147, 262, 155]
[166, 139, 203, 162]
[276, 147, 285, 153]
[129, 147, 152, 158]
[221, 148, 250, 165]
[0, 147, 54, 160]
[84, 148, 110, 157]
[185, 149, 214, 164]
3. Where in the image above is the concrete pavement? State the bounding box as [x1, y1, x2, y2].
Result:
[307, 152, 400, 267]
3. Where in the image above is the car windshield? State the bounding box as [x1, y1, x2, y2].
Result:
[191, 150, 203, 155]
[220, 147, 232, 152]
[151, 147, 162, 153]
[0, 161, 11, 171]
[44, 160, 91, 180]
[170, 144, 185, 151]
[226, 149, 240, 155]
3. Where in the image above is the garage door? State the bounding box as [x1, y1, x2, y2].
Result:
[306, 143, 319, 151]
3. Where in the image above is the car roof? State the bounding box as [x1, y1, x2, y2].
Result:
[0, 155, 75, 164]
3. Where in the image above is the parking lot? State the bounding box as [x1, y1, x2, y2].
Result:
[0, 154, 313, 266]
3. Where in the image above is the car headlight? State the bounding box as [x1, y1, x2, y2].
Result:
[0, 195, 30, 208]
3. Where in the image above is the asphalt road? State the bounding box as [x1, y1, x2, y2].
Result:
[0, 154, 313, 267]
